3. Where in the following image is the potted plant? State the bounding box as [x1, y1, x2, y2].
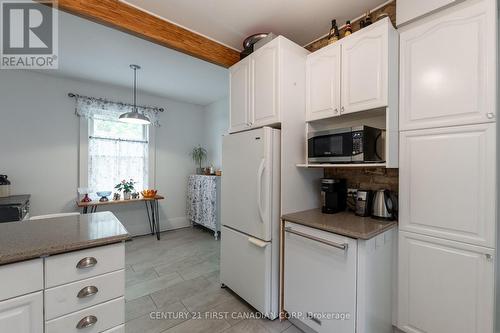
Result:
[191, 146, 207, 174]
[115, 179, 135, 200]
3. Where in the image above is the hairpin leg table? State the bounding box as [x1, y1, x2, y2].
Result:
[77, 195, 165, 240]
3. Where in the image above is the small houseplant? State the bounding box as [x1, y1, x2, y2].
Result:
[191, 146, 207, 174]
[115, 179, 135, 200]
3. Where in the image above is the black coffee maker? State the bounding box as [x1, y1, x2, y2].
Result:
[321, 178, 347, 214]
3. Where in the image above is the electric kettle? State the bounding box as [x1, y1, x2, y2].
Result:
[372, 189, 398, 220]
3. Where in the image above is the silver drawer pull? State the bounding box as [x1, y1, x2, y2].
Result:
[76, 257, 98, 269]
[77, 285, 99, 298]
[285, 227, 348, 251]
[76, 315, 97, 329]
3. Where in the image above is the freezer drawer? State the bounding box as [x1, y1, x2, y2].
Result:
[220, 226, 277, 318]
[284, 222, 357, 333]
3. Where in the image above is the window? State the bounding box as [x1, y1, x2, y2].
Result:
[88, 118, 149, 192]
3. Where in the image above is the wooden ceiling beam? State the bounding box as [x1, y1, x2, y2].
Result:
[48, 0, 241, 68]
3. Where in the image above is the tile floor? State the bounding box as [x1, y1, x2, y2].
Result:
[124, 226, 301, 333]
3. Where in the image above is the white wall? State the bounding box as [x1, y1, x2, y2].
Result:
[203, 98, 229, 170]
[0, 70, 207, 235]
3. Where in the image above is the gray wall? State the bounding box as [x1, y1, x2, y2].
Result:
[203, 98, 229, 170]
[0, 70, 219, 235]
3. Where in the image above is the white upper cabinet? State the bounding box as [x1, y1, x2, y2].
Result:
[252, 43, 280, 127]
[399, 0, 497, 131]
[397, 0, 462, 26]
[229, 36, 308, 133]
[398, 231, 494, 333]
[229, 57, 251, 133]
[399, 123, 496, 247]
[305, 43, 341, 121]
[305, 18, 398, 122]
[341, 20, 390, 115]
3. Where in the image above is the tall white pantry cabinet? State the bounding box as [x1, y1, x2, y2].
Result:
[396, 0, 498, 333]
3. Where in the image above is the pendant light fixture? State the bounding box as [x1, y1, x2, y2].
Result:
[119, 64, 151, 125]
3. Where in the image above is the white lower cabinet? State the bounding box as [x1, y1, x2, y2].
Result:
[398, 231, 494, 333]
[0, 291, 43, 333]
[284, 222, 394, 333]
[0, 243, 125, 333]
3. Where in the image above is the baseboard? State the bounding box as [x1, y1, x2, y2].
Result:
[165, 216, 190, 230]
[127, 216, 191, 237]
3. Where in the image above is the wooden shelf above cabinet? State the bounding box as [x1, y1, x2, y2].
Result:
[297, 163, 388, 169]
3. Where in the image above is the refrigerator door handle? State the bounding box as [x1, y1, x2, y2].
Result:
[256, 158, 266, 224]
[248, 236, 268, 248]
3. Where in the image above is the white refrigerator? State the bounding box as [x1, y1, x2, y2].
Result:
[220, 127, 281, 319]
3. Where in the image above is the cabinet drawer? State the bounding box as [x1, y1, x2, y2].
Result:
[45, 297, 124, 333]
[45, 243, 124, 288]
[45, 270, 125, 320]
[102, 325, 124, 333]
[0, 259, 43, 301]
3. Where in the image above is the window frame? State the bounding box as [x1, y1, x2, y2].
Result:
[78, 117, 156, 191]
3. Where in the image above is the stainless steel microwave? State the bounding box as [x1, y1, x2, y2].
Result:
[307, 126, 385, 164]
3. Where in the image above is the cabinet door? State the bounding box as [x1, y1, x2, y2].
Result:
[341, 20, 388, 114]
[0, 292, 43, 333]
[306, 43, 341, 121]
[399, 0, 497, 131]
[398, 231, 494, 333]
[399, 123, 496, 247]
[251, 42, 280, 127]
[396, 0, 460, 26]
[229, 57, 250, 133]
[284, 222, 357, 333]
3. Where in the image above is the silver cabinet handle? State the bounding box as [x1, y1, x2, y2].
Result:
[77, 285, 99, 298]
[334, 108, 338, 114]
[285, 227, 348, 251]
[76, 315, 97, 329]
[340, 106, 345, 114]
[487, 112, 495, 119]
[76, 257, 98, 269]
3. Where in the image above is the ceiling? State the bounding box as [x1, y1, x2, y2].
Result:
[43, 11, 229, 106]
[121, 0, 388, 51]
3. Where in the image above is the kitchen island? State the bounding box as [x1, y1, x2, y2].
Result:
[0, 212, 130, 333]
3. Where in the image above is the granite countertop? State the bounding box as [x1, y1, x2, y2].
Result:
[282, 209, 397, 240]
[0, 212, 131, 265]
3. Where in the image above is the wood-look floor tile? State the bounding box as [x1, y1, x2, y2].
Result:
[221, 319, 274, 333]
[150, 276, 212, 310]
[181, 283, 233, 313]
[162, 317, 230, 333]
[125, 272, 184, 301]
[125, 301, 189, 333]
[125, 295, 157, 322]
[126, 267, 159, 287]
[209, 297, 254, 326]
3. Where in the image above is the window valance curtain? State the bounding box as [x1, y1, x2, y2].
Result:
[72, 93, 162, 126]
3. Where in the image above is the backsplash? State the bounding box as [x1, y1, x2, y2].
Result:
[324, 168, 399, 192]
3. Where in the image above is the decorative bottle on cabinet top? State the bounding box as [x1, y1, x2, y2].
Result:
[327, 19, 340, 45]
[0, 175, 11, 198]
